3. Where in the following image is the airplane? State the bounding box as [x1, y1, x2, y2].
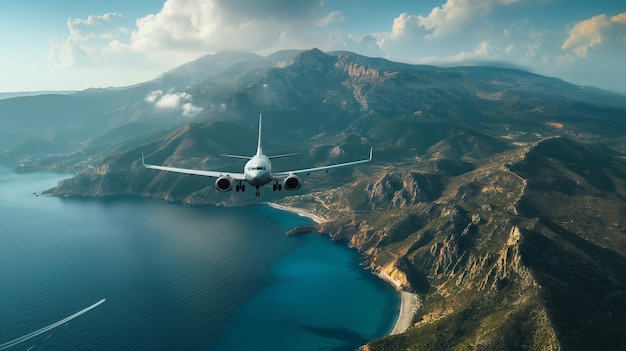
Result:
[142, 114, 373, 196]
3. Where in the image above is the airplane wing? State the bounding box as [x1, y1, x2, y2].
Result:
[142, 153, 246, 180]
[273, 147, 372, 178]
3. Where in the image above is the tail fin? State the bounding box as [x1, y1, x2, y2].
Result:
[256, 113, 263, 156]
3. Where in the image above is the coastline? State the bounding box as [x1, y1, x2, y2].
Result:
[266, 202, 326, 224]
[268, 202, 418, 336]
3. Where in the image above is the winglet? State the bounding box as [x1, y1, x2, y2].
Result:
[141, 152, 146, 167]
[369, 147, 373, 161]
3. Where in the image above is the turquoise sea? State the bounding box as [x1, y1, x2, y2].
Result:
[0, 165, 399, 351]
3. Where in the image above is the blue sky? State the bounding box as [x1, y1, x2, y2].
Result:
[1, 0, 625, 93]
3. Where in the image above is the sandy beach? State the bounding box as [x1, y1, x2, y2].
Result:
[267, 202, 326, 224]
[390, 291, 419, 335]
[374, 270, 419, 335]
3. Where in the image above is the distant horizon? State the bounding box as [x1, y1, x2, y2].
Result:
[0, 90, 78, 97]
[1, 49, 625, 97]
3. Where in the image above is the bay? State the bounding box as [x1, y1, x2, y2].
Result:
[0, 165, 399, 351]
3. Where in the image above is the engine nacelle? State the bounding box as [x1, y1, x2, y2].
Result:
[215, 175, 233, 192]
[283, 174, 302, 190]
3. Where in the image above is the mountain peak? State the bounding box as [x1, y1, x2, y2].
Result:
[286, 48, 333, 71]
[152, 51, 264, 89]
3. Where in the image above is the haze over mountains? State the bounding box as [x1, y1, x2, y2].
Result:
[2, 49, 626, 350]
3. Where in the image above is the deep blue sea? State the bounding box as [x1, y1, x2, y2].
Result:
[0, 165, 399, 351]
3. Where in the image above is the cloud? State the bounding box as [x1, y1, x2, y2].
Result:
[182, 102, 203, 117]
[155, 91, 188, 109]
[144, 90, 162, 103]
[129, 0, 326, 54]
[145, 90, 203, 118]
[323, 33, 386, 58]
[561, 12, 626, 58]
[316, 11, 345, 28]
[388, 13, 427, 41]
[416, 0, 523, 38]
[375, 0, 532, 62]
[127, 0, 383, 60]
[414, 40, 506, 66]
[49, 13, 130, 68]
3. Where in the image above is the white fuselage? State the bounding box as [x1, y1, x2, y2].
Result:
[244, 154, 272, 187]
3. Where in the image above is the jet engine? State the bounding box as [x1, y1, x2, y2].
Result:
[215, 175, 233, 192]
[283, 174, 302, 190]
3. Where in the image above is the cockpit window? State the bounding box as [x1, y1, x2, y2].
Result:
[248, 166, 266, 171]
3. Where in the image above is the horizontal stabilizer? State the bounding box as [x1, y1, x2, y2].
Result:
[268, 153, 300, 159]
[221, 154, 252, 160]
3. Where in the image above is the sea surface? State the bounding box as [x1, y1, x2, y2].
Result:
[0, 165, 399, 351]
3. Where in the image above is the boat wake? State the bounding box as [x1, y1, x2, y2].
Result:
[0, 299, 105, 350]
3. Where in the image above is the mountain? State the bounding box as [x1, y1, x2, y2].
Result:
[6, 49, 626, 350]
[0, 51, 298, 171]
[304, 135, 626, 351]
[150, 50, 265, 90]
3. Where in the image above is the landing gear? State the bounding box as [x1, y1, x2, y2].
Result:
[255, 186, 260, 197]
[236, 181, 246, 192]
[272, 181, 282, 192]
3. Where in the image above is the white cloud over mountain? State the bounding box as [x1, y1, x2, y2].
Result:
[145, 90, 202, 118]
[130, 0, 325, 53]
